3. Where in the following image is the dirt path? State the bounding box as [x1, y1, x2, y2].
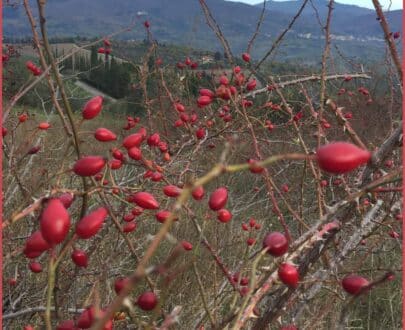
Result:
[74, 80, 118, 103]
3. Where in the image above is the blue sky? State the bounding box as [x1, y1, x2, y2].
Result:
[226, 0, 402, 10]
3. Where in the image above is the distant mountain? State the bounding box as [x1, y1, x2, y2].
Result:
[256, 0, 400, 36]
[3, 0, 402, 64]
[254, 0, 374, 17]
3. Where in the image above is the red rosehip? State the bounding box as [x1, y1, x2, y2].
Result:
[38, 122, 51, 130]
[320, 180, 328, 187]
[8, 278, 17, 286]
[82, 96, 103, 120]
[73, 156, 106, 177]
[278, 263, 299, 288]
[208, 187, 228, 211]
[246, 238, 255, 246]
[132, 192, 159, 209]
[175, 103, 185, 112]
[109, 159, 122, 170]
[181, 240, 193, 251]
[155, 210, 176, 223]
[57, 193, 74, 209]
[114, 277, 130, 295]
[75, 207, 108, 239]
[29, 261, 42, 273]
[27, 146, 41, 154]
[123, 133, 143, 149]
[123, 222, 137, 233]
[94, 128, 116, 142]
[112, 148, 124, 160]
[163, 185, 182, 198]
[341, 274, 369, 295]
[147, 133, 160, 147]
[137, 291, 158, 311]
[128, 146, 142, 160]
[246, 79, 256, 91]
[263, 232, 289, 257]
[40, 199, 70, 246]
[196, 127, 206, 140]
[192, 186, 205, 200]
[316, 142, 371, 174]
[71, 249, 88, 268]
[219, 75, 229, 85]
[18, 113, 28, 122]
[248, 159, 264, 174]
[151, 172, 163, 182]
[24, 230, 51, 257]
[197, 95, 213, 108]
[199, 88, 215, 98]
[217, 209, 232, 223]
[242, 53, 250, 62]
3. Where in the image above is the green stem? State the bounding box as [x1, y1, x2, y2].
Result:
[36, 0, 88, 217]
[45, 253, 56, 330]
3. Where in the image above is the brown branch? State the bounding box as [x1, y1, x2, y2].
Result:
[317, 0, 334, 149]
[254, 0, 309, 71]
[372, 0, 402, 84]
[36, 0, 89, 218]
[22, 0, 72, 137]
[361, 123, 403, 185]
[246, 0, 266, 54]
[325, 98, 367, 149]
[246, 73, 371, 98]
[199, 0, 234, 64]
[3, 307, 83, 320]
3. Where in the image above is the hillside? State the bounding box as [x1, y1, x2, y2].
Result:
[3, 0, 402, 63]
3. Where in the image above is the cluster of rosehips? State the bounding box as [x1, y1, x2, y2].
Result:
[195, 77, 253, 109]
[25, 60, 42, 76]
[172, 102, 206, 136]
[176, 56, 198, 70]
[24, 196, 109, 273]
[18, 76, 375, 327]
[263, 102, 282, 111]
[123, 115, 140, 130]
[2, 112, 51, 152]
[2, 44, 19, 64]
[22, 92, 374, 271]
[41, 296, 160, 330]
[261, 232, 299, 288]
[262, 231, 376, 295]
[241, 218, 261, 246]
[207, 187, 233, 223]
[358, 86, 370, 96]
[98, 38, 112, 55]
[231, 272, 250, 294]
